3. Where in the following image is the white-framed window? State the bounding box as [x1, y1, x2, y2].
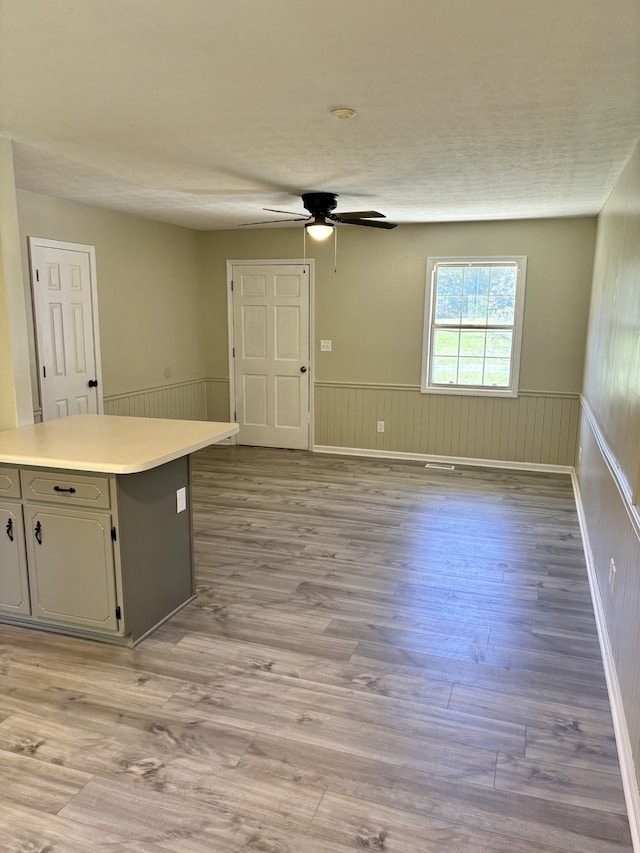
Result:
[421, 256, 527, 397]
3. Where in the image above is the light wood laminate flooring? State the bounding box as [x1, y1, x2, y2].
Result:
[0, 446, 632, 852]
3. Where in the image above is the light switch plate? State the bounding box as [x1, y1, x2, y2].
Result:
[176, 486, 187, 513]
[320, 340, 332, 352]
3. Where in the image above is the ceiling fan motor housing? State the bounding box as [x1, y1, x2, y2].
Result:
[302, 192, 339, 217]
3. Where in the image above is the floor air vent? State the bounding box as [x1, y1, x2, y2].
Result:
[425, 463, 456, 470]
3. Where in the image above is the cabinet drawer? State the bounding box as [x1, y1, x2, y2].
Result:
[21, 470, 111, 509]
[0, 466, 21, 499]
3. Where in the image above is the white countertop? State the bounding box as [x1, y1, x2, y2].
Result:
[0, 414, 239, 474]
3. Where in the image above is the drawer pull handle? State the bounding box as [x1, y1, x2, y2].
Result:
[34, 520, 42, 545]
[53, 486, 76, 494]
[6, 518, 13, 542]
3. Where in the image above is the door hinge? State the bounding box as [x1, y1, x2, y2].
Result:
[115, 605, 121, 620]
[111, 526, 117, 542]
[42, 366, 46, 378]
[231, 280, 234, 291]
[36, 269, 40, 282]
[233, 411, 237, 421]
[232, 347, 235, 358]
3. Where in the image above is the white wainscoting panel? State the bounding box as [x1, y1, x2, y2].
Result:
[574, 403, 640, 851]
[314, 383, 579, 466]
[104, 380, 207, 420]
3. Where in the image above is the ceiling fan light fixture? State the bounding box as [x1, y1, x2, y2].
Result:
[306, 218, 334, 240]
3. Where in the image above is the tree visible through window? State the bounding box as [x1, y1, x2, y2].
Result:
[422, 257, 526, 397]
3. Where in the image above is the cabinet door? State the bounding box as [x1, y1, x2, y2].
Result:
[0, 501, 31, 615]
[24, 505, 118, 632]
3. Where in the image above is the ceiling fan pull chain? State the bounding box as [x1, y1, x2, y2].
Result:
[303, 224, 306, 260]
[334, 226, 338, 273]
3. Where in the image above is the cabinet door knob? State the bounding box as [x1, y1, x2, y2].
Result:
[5, 518, 13, 542]
[88, 379, 98, 388]
[34, 520, 43, 545]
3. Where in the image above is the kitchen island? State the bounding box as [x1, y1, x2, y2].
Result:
[0, 414, 238, 645]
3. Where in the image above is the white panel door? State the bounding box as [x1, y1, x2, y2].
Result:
[29, 239, 103, 420]
[232, 263, 310, 449]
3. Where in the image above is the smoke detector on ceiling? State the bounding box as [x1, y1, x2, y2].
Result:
[330, 107, 356, 120]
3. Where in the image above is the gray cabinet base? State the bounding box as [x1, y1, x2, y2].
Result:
[115, 456, 194, 644]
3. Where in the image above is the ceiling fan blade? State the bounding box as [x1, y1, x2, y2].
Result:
[337, 211, 385, 219]
[238, 217, 310, 226]
[340, 218, 398, 229]
[263, 207, 309, 216]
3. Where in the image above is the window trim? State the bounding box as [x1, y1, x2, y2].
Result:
[421, 255, 527, 398]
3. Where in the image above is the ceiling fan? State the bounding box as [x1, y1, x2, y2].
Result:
[239, 192, 397, 240]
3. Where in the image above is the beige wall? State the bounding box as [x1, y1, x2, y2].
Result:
[16, 190, 205, 405]
[9, 191, 596, 466]
[582, 146, 640, 493]
[202, 217, 596, 392]
[576, 141, 640, 795]
[0, 140, 33, 429]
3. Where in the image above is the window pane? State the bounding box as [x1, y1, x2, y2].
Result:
[483, 358, 511, 386]
[434, 266, 464, 324]
[458, 357, 484, 385]
[436, 266, 464, 295]
[435, 294, 462, 324]
[488, 266, 517, 325]
[433, 329, 459, 356]
[462, 266, 489, 325]
[432, 357, 458, 384]
[486, 330, 512, 357]
[459, 330, 485, 357]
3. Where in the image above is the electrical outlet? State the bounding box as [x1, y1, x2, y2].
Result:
[320, 340, 332, 352]
[176, 487, 187, 513]
[377, 421, 385, 433]
[608, 558, 616, 593]
[578, 445, 583, 464]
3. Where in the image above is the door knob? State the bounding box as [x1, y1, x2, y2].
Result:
[88, 379, 98, 388]
[300, 366, 307, 373]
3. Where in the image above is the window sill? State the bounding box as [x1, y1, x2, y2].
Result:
[421, 386, 519, 399]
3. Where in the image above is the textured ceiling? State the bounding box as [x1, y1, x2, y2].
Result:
[1, 0, 639, 230]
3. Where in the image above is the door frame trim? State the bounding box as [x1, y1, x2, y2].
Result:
[226, 258, 315, 450]
[28, 237, 104, 417]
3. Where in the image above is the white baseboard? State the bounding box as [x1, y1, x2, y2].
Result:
[313, 444, 573, 474]
[572, 470, 640, 852]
